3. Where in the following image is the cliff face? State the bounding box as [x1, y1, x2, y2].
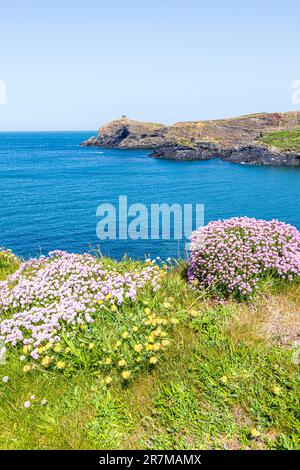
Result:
[83, 117, 168, 149]
[225, 145, 300, 166]
[81, 112, 300, 166]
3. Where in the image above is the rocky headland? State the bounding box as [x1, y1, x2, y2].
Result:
[81, 112, 300, 166]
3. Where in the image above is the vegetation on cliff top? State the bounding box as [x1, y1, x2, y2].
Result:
[259, 127, 300, 152]
[0, 242, 299, 450]
[0, 249, 19, 280]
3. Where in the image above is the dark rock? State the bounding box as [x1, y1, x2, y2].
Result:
[151, 142, 224, 161]
[224, 145, 300, 167]
[151, 143, 300, 167]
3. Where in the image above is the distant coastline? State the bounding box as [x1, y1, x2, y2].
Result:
[81, 111, 300, 167]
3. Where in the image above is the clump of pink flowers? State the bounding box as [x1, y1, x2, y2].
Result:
[188, 217, 300, 299]
[0, 251, 162, 358]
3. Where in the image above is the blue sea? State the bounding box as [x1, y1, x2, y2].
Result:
[0, 131, 300, 260]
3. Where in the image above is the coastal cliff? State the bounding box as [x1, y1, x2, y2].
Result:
[81, 112, 300, 166]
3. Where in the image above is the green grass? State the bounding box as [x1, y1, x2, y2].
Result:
[0, 260, 299, 450]
[0, 249, 20, 280]
[237, 113, 268, 119]
[259, 127, 300, 152]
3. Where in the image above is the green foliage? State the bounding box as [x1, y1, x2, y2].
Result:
[0, 260, 299, 450]
[259, 127, 300, 152]
[0, 249, 19, 279]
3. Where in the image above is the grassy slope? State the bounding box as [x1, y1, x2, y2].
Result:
[259, 128, 300, 152]
[0, 262, 299, 450]
[0, 250, 19, 280]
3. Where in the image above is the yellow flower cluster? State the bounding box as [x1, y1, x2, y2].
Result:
[20, 339, 80, 374]
[102, 298, 179, 385]
[19, 291, 180, 385]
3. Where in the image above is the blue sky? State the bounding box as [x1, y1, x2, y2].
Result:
[0, 0, 299, 130]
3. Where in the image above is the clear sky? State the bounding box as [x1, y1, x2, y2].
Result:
[0, 0, 299, 130]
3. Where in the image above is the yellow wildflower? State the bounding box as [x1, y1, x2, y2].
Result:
[162, 339, 171, 347]
[144, 307, 151, 315]
[42, 356, 51, 367]
[104, 376, 112, 385]
[145, 344, 154, 351]
[111, 304, 118, 312]
[250, 428, 260, 438]
[122, 331, 129, 339]
[65, 347, 71, 353]
[23, 365, 31, 373]
[132, 326, 138, 332]
[118, 359, 126, 367]
[122, 370, 131, 380]
[105, 293, 111, 300]
[104, 357, 112, 365]
[170, 318, 179, 325]
[53, 343, 62, 353]
[160, 331, 167, 337]
[190, 310, 199, 317]
[273, 386, 281, 395]
[56, 361, 65, 370]
[23, 345, 32, 354]
[88, 343, 95, 350]
[134, 344, 143, 353]
[220, 375, 228, 384]
[153, 343, 161, 351]
[114, 340, 122, 350]
[149, 356, 158, 364]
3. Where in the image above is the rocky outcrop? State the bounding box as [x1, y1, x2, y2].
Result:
[151, 144, 300, 166]
[224, 145, 300, 167]
[81, 112, 300, 166]
[82, 117, 168, 149]
[151, 143, 228, 161]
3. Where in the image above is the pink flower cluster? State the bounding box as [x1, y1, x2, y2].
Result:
[188, 217, 300, 298]
[0, 251, 161, 358]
